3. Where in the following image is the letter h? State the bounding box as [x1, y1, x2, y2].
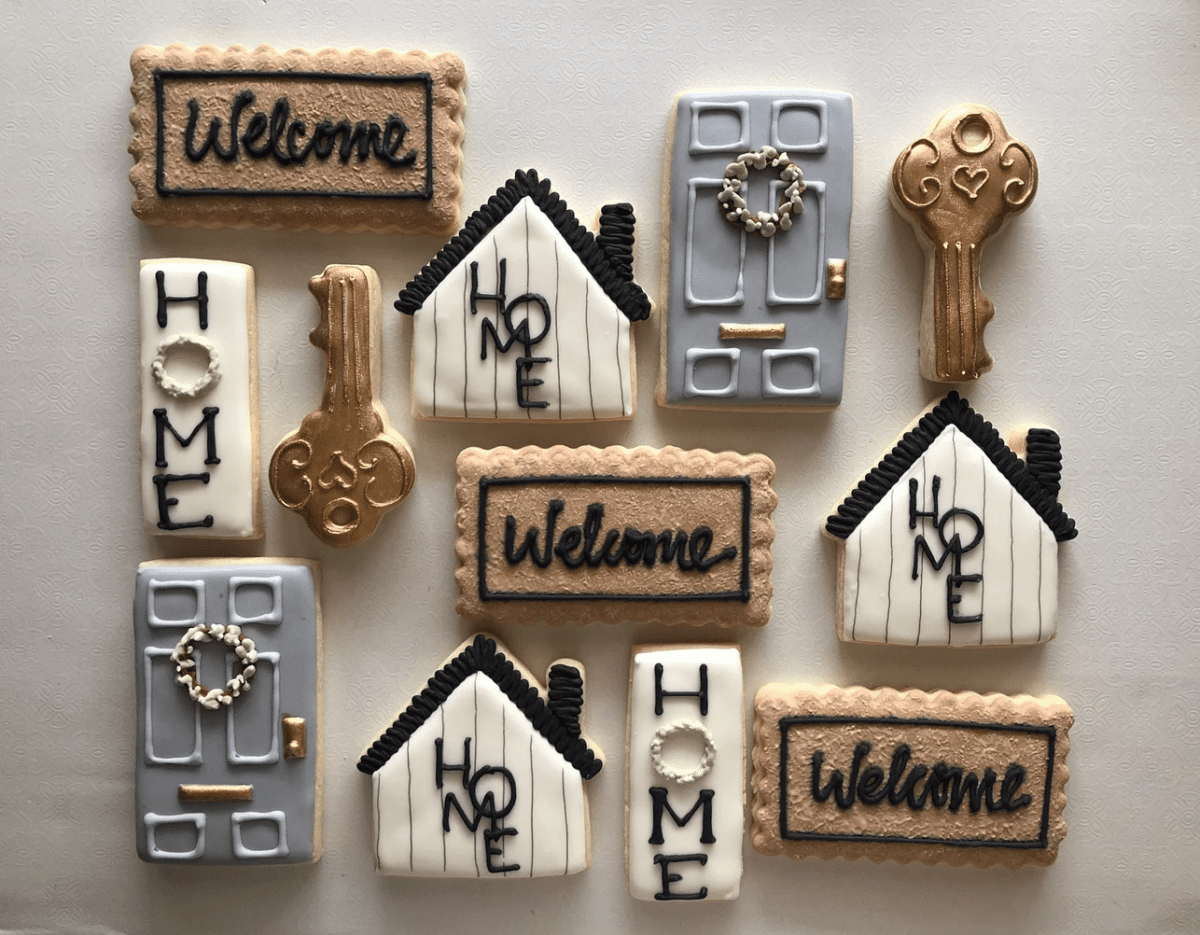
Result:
[654, 663, 708, 716]
[156, 269, 209, 330]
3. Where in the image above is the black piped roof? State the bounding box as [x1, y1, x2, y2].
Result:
[357, 633, 603, 779]
[825, 392, 1078, 543]
[395, 169, 651, 322]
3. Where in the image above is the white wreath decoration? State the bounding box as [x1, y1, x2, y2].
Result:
[171, 623, 257, 709]
[718, 146, 806, 238]
[649, 719, 716, 784]
[151, 333, 221, 399]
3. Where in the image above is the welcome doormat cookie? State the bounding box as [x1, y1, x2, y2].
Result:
[129, 44, 465, 233]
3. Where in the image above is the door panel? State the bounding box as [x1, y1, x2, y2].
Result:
[134, 560, 320, 864]
[661, 90, 853, 410]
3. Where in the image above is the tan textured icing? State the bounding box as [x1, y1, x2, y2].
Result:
[129, 44, 465, 234]
[455, 446, 776, 627]
[751, 684, 1072, 867]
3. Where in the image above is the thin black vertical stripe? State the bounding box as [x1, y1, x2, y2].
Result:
[461, 259, 469, 417]
[501, 702, 508, 875]
[472, 674, 480, 876]
[441, 705, 447, 871]
[553, 240, 562, 418]
[528, 732, 535, 876]
[492, 241, 499, 418]
[1037, 523, 1044, 641]
[584, 279, 596, 419]
[524, 201, 532, 421]
[615, 301, 625, 415]
[884, 480, 894, 643]
[948, 428, 958, 645]
[1009, 485, 1015, 644]
[979, 443, 986, 645]
[561, 770, 569, 875]
[916, 457, 925, 645]
[406, 742, 413, 870]
[431, 291, 438, 417]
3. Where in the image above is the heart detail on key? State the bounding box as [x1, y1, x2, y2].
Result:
[953, 165, 989, 200]
[317, 452, 357, 490]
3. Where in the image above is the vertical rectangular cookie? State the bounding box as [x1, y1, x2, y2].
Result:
[140, 258, 261, 539]
[133, 559, 322, 864]
[657, 89, 853, 410]
[627, 645, 743, 901]
[751, 684, 1072, 867]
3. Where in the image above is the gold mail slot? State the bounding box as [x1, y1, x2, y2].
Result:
[719, 322, 786, 341]
[283, 716, 307, 759]
[178, 784, 253, 802]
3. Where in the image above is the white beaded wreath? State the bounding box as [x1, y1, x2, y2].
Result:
[171, 623, 258, 709]
[718, 146, 806, 238]
[151, 333, 221, 398]
[649, 719, 716, 783]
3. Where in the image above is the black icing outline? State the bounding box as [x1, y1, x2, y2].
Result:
[357, 634, 602, 779]
[824, 391, 1077, 543]
[477, 475, 752, 603]
[153, 69, 434, 199]
[778, 714, 1056, 849]
[395, 169, 651, 322]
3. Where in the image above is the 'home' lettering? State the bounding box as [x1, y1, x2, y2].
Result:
[909, 475, 985, 624]
[434, 739, 521, 874]
[470, 259, 553, 409]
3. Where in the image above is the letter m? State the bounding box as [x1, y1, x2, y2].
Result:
[648, 787, 715, 845]
[153, 407, 220, 468]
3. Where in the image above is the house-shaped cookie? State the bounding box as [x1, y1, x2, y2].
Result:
[357, 633, 603, 876]
[824, 392, 1077, 646]
[395, 169, 651, 420]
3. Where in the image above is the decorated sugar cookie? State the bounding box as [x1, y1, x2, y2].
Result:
[890, 104, 1038, 381]
[455, 445, 777, 627]
[396, 169, 652, 420]
[657, 89, 853, 410]
[824, 392, 1077, 646]
[751, 684, 1072, 867]
[129, 44, 465, 234]
[139, 259, 261, 538]
[357, 634, 603, 877]
[269, 265, 415, 548]
[134, 559, 322, 864]
[627, 645, 744, 901]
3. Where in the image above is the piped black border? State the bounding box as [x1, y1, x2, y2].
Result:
[395, 169, 652, 322]
[357, 634, 602, 779]
[824, 391, 1077, 542]
[778, 714, 1056, 849]
[477, 474, 752, 603]
[153, 69, 434, 199]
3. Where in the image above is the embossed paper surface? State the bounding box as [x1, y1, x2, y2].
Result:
[1, 2, 1198, 934]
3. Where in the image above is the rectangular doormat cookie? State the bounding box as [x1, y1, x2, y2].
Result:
[455, 445, 777, 627]
[129, 44, 465, 234]
[750, 683, 1072, 867]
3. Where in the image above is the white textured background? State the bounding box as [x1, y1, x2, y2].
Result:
[2, 1, 1198, 933]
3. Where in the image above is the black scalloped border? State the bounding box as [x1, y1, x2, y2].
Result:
[395, 169, 651, 322]
[357, 633, 603, 779]
[825, 392, 1078, 542]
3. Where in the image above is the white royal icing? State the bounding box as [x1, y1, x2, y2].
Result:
[840, 424, 1059, 646]
[628, 646, 743, 902]
[139, 259, 259, 538]
[372, 671, 589, 877]
[409, 196, 634, 420]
